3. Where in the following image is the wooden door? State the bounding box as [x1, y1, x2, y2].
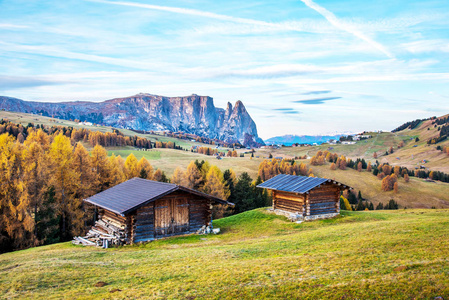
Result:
[154, 198, 171, 236]
[154, 197, 190, 237]
[173, 198, 189, 233]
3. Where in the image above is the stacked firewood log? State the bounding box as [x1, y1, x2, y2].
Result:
[72, 216, 127, 248]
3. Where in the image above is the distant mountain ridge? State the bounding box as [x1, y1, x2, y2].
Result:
[0, 93, 264, 147]
[265, 134, 342, 146]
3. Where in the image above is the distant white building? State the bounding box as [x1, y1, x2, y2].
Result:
[342, 141, 356, 145]
[357, 134, 372, 139]
[79, 121, 93, 126]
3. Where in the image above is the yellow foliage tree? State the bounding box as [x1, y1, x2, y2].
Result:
[171, 167, 185, 185]
[124, 153, 139, 179]
[107, 155, 126, 186]
[203, 166, 229, 200]
[90, 145, 112, 191]
[137, 157, 154, 180]
[340, 196, 352, 211]
[185, 161, 203, 190]
[48, 133, 82, 239]
[0, 134, 35, 249]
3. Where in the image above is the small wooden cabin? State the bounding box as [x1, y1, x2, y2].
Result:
[84, 178, 232, 244]
[257, 174, 350, 221]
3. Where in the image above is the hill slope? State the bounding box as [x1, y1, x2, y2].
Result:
[1, 209, 448, 299]
[0, 93, 264, 147]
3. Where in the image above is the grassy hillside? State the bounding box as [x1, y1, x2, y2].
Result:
[1, 209, 449, 299]
[0, 110, 215, 150]
[312, 165, 449, 208]
[380, 117, 449, 173]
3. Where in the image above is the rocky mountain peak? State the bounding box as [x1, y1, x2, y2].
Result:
[0, 93, 264, 147]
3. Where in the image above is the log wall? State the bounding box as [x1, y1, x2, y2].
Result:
[132, 202, 155, 244]
[273, 191, 305, 213]
[111, 190, 213, 244]
[271, 183, 342, 218]
[307, 183, 340, 216]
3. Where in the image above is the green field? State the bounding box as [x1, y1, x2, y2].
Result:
[1, 209, 449, 299]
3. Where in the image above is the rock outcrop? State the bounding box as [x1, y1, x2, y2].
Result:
[0, 93, 264, 147]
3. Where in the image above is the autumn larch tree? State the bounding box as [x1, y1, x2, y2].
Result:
[137, 157, 154, 180]
[48, 133, 81, 241]
[124, 153, 139, 179]
[185, 161, 203, 190]
[91, 145, 112, 191]
[171, 167, 185, 185]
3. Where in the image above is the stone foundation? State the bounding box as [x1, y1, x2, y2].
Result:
[268, 208, 303, 222]
[304, 212, 339, 221]
[267, 208, 339, 222]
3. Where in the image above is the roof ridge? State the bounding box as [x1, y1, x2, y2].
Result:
[130, 177, 177, 187]
[256, 174, 349, 194]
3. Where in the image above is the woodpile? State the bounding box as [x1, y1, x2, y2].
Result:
[72, 216, 127, 248]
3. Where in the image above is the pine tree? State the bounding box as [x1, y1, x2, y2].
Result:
[233, 172, 255, 213]
[347, 191, 357, 204]
[254, 176, 268, 208]
[356, 200, 365, 211]
[223, 169, 237, 200]
[35, 186, 60, 245]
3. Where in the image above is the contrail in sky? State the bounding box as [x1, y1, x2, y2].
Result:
[300, 0, 394, 58]
[86, 0, 393, 58]
[86, 0, 286, 29]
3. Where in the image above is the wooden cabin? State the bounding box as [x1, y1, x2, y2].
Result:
[257, 174, 350, 221]
[84, 178, 232, 244]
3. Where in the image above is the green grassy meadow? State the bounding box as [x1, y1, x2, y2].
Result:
[1, 209, 449, 299]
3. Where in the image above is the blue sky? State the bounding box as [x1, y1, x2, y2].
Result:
[1, 0, 449, 139]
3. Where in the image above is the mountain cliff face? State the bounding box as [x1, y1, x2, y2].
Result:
[0, 93, 264, 147]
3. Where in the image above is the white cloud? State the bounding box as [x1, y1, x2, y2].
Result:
[0, 42, 174, 71]
[402, 39, 449, 54]
[0, 23, 29, 29]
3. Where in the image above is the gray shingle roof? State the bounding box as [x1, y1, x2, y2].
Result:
[256, 174, 349, 194]
[84, 177, 231, 216]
